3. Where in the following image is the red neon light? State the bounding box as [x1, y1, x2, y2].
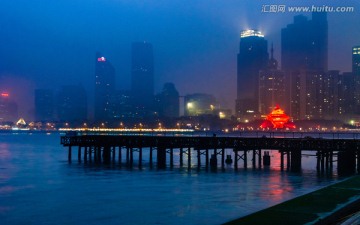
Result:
[97, 57, 106, 62]
[260, 105, 296, 129]
[1, 93, 9, 97]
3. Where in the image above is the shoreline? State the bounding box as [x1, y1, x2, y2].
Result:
[224, 175, 360, 225]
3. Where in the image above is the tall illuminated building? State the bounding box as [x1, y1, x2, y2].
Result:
[290, 70, 338, 120]
[339, 72, 355, 116]
[131, 42, 154, 109]
[259, 45, 285, 115]
[0, 92, 18, 123]
[236, 30, 268, 121]
[281, 12, 328, 72]
[282, 12, 328, 118]
[34, 89, 54, 122]
[94, 52, 115, 122]
[352, 46, 360, 113]
[354, 46, 360, 75]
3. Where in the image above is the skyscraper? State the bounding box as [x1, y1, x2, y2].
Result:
[352, 46, 360, 112]
[108, 90, 135, 122]
[94, 52, 115, 122]
[282, 12, 328, 119]
[57, 85, 87, 123]
[34, 89, 54, 122]
[236, 30, 268, 121]
[0, 92, 18, 123]
[259, 46, 285, 114]
[338, 72, 355, 116]
[289, 71, 338, 120]
[281, 12, 328, 72]
[353, 46, 360, 75]
[131, 42, 154, 108]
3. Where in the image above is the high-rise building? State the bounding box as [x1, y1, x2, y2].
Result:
[352, 46, 360, 113]
[57, 85, 87, 123]
[338, 72, 355, 116]
[34, 89, 54, 122]
[289, 70, 338, 120]
[94, 53, 115, 123]
[155, 83, 180, 118]
[0, 92, 18, 123]
[108, 90, 135, 122]
[259, 46, 286, 115]
[131, 42, 154, 108]
[353, 46, 360, 75]
[236, 30, 268, 121]
[281, 12, 328, 72]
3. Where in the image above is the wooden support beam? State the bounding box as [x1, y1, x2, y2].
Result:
[258, 149, 262, 168]
[150, 147, 153, 167]
[206, 149, 209, 169]
[157, 146, 166, 169]
[180, 148, 183, 166]
[244, 150, 247, 169]
[139, 147, 142, 168]
[234, 150, 238, 169]
[112, 146, 115, 163]
[84, 147, 87, 163]
[221, 148, 225, 169]
[118, 147, 122, 164]
[126, 147, 129, 166]
[130, 147, 134, 167]
[78, 146, 81, 162]
[68, 146, 72, 162]
[252, 150, 256, 168]
[197, 149, 201, 167]
[170, 148, 173, 168]
[188, 147, 191, 167]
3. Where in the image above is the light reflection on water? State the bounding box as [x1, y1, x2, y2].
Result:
[0, 133, 344, 225]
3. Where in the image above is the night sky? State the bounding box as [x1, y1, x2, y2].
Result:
[0, 0, 359, 119]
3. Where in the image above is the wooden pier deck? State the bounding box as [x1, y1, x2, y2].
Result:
[60, 135, 360, 173]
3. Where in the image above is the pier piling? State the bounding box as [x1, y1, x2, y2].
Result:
[68, 146, 72, 162]
[61, 135, 359, 174]
[157, 147, 166, 169]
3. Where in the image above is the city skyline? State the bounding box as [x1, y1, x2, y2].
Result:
[0, 0, 359, 119]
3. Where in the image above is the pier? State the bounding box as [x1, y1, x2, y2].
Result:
[60, 134, 360, 173]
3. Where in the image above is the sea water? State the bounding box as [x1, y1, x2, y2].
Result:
[0, 132, 342, 225]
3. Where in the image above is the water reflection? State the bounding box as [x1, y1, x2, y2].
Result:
[0, 143, 11, 159]
[0, 133, 345, 225]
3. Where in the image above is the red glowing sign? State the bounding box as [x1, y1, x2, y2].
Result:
[260, 105, 296, 129]
[1, 93, 9, 97]
[97, 57, 106, 62]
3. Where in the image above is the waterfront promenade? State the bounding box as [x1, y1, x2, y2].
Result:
[224, 175, 360, 225]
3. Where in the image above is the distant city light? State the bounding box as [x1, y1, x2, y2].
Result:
[1, 92, 9, 97]
[219, 112, 226, 119]
[240, 30, 264, 38]
[58, 128, 194, 133]
[97, 57, 106, 62]
[353, 46, 360, 54]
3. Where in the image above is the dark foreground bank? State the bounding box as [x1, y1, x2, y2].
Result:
[224, 175, 360, 225]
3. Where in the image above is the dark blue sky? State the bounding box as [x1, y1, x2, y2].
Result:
[0, 0, 359, 118]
